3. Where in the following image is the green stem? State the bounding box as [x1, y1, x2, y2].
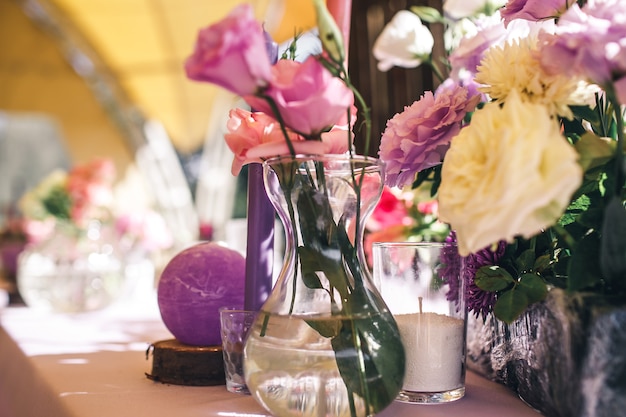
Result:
[426, 58, 446, 84]
[261, 94, 297, 156]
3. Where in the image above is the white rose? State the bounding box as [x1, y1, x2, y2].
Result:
[443, 0, 507, 20]
[437, 90, 582, 256]
[372, 10, 434, 72]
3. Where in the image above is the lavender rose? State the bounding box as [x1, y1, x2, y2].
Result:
[537, 0, 626, 100]
[378, 84, 480, 189]
[500, 0, 569, 27]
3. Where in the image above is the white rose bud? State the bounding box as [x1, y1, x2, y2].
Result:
[373, 10, 434, 72]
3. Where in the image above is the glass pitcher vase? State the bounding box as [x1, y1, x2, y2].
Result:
[243, 154, 405, 417]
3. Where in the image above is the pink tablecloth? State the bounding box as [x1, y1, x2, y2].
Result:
[0, 303, 541, 417]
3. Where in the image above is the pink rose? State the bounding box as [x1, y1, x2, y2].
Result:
[66, 158, 116, 224]
[369, 187, 411, 231]
[245, 57, 354, 136]
[318, 103, 358, 153]
[225, 107, 354, 176]
[224, 108, 321, 175]
[116, 211, 173, 252]
[184, 4, 272, 96]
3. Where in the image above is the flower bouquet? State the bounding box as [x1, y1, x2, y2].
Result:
[373, 0, 626, 415]
[185, 2, 404, 416]
[16, 158, 128, 312]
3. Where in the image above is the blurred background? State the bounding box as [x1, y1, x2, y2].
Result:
[0, 0, 440, 305]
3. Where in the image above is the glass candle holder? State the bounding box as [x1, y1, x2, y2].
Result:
[373, 241, 467, 404]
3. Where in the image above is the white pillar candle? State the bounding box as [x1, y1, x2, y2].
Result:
[395, 312, 465, 392]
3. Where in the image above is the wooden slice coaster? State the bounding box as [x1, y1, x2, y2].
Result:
[146, 339, 225, 386]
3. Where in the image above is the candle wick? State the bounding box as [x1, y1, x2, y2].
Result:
[419, 297, 423, 314]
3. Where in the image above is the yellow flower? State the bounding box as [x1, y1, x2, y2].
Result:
[437, 90, 582, 256]
[476, 37, 595, 119]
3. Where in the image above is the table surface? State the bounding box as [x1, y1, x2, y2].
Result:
[0, 295, 542, 417]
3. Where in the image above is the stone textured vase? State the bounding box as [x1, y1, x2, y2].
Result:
[467, 288, 626, 417]
[243, 154, 405, 417]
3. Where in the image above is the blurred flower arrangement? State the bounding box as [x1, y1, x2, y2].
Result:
[18, 158, 172, 255]
[374, 0, 626, 323]
[364, 185, 449, 266]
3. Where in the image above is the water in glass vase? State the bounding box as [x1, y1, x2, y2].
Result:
[245, 311, 398, 417]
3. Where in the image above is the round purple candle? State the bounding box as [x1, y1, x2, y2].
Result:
[157, 242, 246, 346]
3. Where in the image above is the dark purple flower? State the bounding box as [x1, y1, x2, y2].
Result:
[463, 239, 507, 320]
[441, 231, 507, 319]
[440, 232, 463, 304]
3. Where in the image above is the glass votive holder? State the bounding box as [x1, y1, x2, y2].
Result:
[219, 307, 257, 395]
[373, 241, 467, 404]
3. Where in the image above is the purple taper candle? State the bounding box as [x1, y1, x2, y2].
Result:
[244, 163, 275, 311]
[244, 31, 279, 311]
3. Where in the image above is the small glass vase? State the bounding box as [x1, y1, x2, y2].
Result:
[17, 220, 126, 313]
[243, 154, 405, 417]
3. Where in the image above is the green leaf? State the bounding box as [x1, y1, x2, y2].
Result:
[600, 197, 626, 289]
[42, 186, 72, 220]
[409, 6, 443, 23]
[493, 289, 529, 324]
[570, 105, 601, 125]
[475, 266, 515, 292]
[305, 317, 341, 338]
[567, 232, 602, 291]
[301, 270, 324, 290]
[299, 245, 349, 299]
[331, 288, 405, 414]
[515, 249, 536, 272]
[533, 254, 552, 273]
[574, 132, 616, 172]
[517, 274, 548, 304]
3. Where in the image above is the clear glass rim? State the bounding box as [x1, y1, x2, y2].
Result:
[372, 241, 452, 249]
[263, 153, 382, 168]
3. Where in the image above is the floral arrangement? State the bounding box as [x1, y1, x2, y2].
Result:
[19, 158, 116, 237]
[364, 185, 449, 266]
[374, 0, 626, 323]
[18, 158, 172, 255]
[185, 2, 405, 414]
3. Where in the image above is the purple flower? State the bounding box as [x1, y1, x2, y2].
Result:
[440, 233, 463, 304]
[378, 84, 480, 188]
[538, 0, 626, 89]
[448, 13, 507, 77]
[500, 0, 569, 27]
[441, 232, 507, 319]
[463, 239, 507, 320]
